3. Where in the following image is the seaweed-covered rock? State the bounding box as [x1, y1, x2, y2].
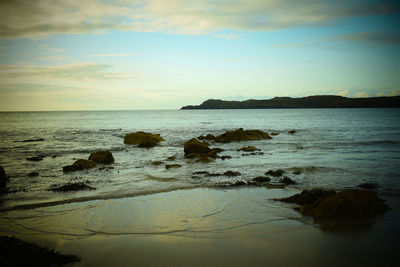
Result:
[237, 146, 260, 152]
[279, 176, 296, 185]
[184, 138, 212, 155]
[0, 235, 80, 266]
[89, 151, 114, 164]
[62, 159, 96, 172]
[300, 189, 388, 220]
[165, 164, 182, 169]
[0, 165, 8, 191]
[213, 128, 272, 143]
[49, 182, 95, 192]
[265, 169, 285, 177]
[124, 132, 164, 147]
[278, 189, 336, 205]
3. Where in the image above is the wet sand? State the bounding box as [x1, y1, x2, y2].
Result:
[0, 187, 398, 266]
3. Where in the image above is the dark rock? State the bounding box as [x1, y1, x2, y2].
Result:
[266, 183, 285, 189]
[20, 138, 45, 142]
[26, 156, 44, 161]
[213, 128, 272, 143]
[49, 182, 95, 192]
[300, 189, 388, 220]
[279, 176, 296, 185]
[205, 172, 222, 177]
[27, 172, 39, 177]
[358, 183, 378, 189]
[151, 161, 163, 166]
[184, 138, 212, 155]
[231, 181, 246, 186]
[62, 159, 96, 172]
[223, 170, 241, 177]
[167, 156, 176, 161]
[196, 156, 214, 163]
[165, 164, 182, 169]
[252, 176, 271, 183]
[88, 151, 114, 164]
[220, 155, 232, 160]
[193, 171, 209, 175]
[0, 235, 80, 266]
[265, 169, 285, 177]
[124, 131, 164, 147]
[237, 146, 260, 152]
[277, 189, 336, 205]
[288, 130, 297, 134]
[0, 165, 8, 191]
[198, 134, 216, 140]
[270, 132, 279, 136]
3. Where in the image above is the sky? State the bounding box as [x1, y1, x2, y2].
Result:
[0, 0, 399, 111]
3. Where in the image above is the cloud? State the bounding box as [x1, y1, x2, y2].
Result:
[0, 0, 398, 38]
[376, 89, 399, 96]
[0, 63, 137, 82]
[35, 56, 68, 61]
[355, 91, 369, 98]
[337, 89, 348, 96]
[87, 54, 136, 57]
[340, 31, 400, 44]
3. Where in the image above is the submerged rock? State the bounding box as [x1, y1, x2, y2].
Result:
[0, 165, 8, 191]
[166, 156, 176, 161]
[265, 169, 285, 177]
[0, 235, 80, 266]
[26, 156, 44, 162]
[209, 128, 272, 143]
[358, 183, 378, 189]
[223, 170, 241, 177]
[220, 155, 232, 160]
[27, 172, 39, 177]
[151, 161, 163, 166]
[252, 176, 271, 183]
[124, 132, 164, 147]
[89, 151, 114, 164]
[288, 130, 297, 134]
[63, 159, 96, 172]
[196, 156, 214, 163]
[184, 138, 212, 155]
[270, 132, 279, 136]
[49, 182, 95, 192]
[165, 164, 182, 169]
[279, 176, 296, 185]
[20, 138, 45, 143]
[237, 146, 260, 152]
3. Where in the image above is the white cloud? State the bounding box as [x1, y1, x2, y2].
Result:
[0, 0, 397, 38]
[337, 89, 348, 96]
[355, 91, 369, 98]
[376, 89, 399, 96]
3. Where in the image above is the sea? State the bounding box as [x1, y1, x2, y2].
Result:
[0, 108, 400, 211]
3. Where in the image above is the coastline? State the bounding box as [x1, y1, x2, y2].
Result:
[1, 187, 398, 266]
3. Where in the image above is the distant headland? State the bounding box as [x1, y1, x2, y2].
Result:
[180, 95, 400, 109]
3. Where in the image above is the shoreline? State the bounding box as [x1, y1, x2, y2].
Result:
[0, 187, 398, 266]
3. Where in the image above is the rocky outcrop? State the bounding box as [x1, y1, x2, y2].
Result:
[88, 151, 114, 164]
[265, 169, 285, 177]
[0, 165, 8, 192]
[49, 182, 95, 192]
[277, 189, 388, 221]
[62, 159, 96, 172]
[124, 132, 164, 147]
[184, 138, 212, 155]
[199, 128, 271, 143]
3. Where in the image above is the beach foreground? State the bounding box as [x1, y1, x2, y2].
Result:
[1, 187, 398, 266]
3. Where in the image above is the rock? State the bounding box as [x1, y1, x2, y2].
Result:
[184, 153, 202, 159]
[20, 138, 45, 142]
[266, 183, 285, 189]
[293, 170, 301, 175]
[165, 164, 181, 169]
[205, 172, 222, 177]
[198, 134, 216, 140]
[0, 236, 80, 266]
[277, 189, 336, 205]
[265, 169, 285, 177]
[167, 156, 176, 161]
[300, 189, 388, 220]
[213, 128, 272, 143]
[63, 159, 96, 172]
[288, 130, 297, 134]
[279, 176, 296, 185]
[151, 161, 163, 166]
[184, 138, 212, 155]
[237, 146, 260, 152]
[231, 181, 246, 187]
[48, 182, 95, 192]
[252, 176, 271, 183]
[220, 155, 232, 160]
[223, 170, 241, 177]
[193, 171, 209, 175]
[27, 172, 39, 177]
[26, 156, 44, 161]
[88, 151, 114, 164]
[358, 183, 378, 189]
[0, 165, 8, 191]
[124, 132, 164, 147]
[196, 156, 214, 163]
[270, 132, 279, 136]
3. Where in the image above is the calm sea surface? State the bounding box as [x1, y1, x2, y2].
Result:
[0, 108, 400, 210]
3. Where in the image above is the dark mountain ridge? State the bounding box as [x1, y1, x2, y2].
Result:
[181, 95, 400, 109]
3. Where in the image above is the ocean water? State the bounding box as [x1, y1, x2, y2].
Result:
[0, 108, 400, 211]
